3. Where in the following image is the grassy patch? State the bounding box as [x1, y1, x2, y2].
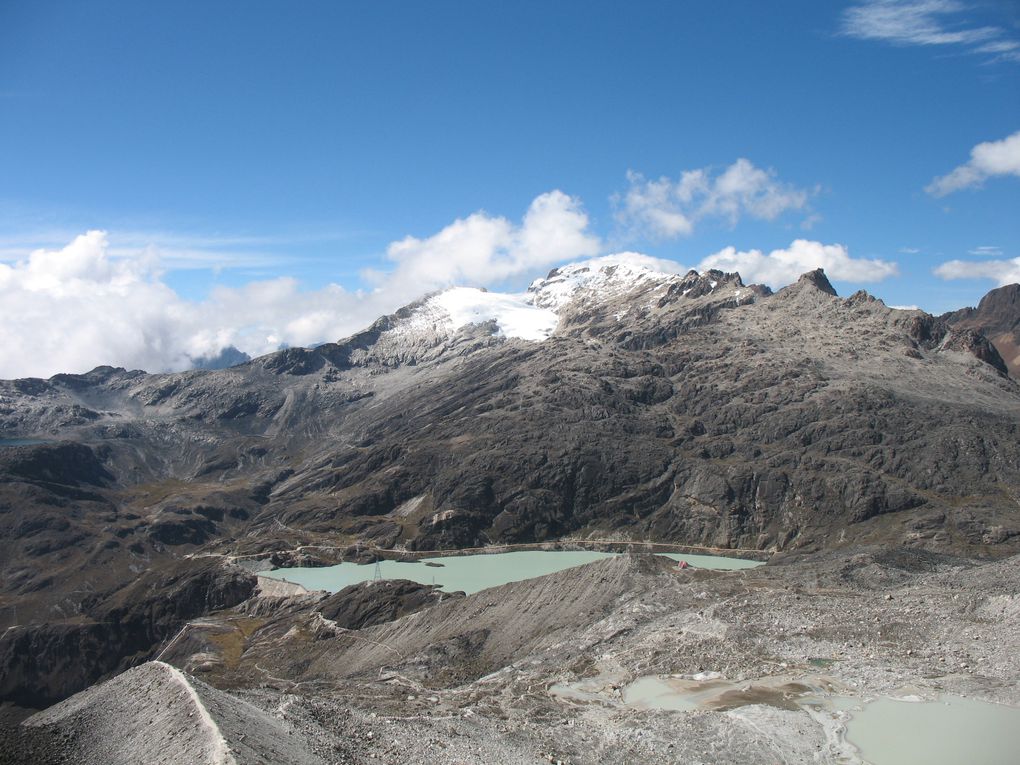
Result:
[207, 617, 267, 668]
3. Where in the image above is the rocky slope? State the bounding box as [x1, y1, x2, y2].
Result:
[15, 660, 332, 764]
[6, 550, 1019, 764]
[943, 283, 1020, 376]
[1, 259, 1019, 719]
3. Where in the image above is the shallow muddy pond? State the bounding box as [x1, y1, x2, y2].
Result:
[622, 674, 822, 712]
[844, 695, 1020, 765]
[261, 550, 761, 595]
[562, 672, 1020, 765]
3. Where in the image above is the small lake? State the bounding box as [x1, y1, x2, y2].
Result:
[845, 695, 1020, 765]
[261, 550, 761, 595]
[621, 673, 822, 712]
[0, 438, 48, 447]
[585, 673, 1020, 765]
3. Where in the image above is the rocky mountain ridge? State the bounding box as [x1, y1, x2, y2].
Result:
[1, 259, 1019, 718]
[943, 282, 1020, 376]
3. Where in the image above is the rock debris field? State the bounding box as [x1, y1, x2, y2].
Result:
[3, 548, 1019, 764]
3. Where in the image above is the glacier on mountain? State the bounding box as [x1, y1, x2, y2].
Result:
[388, 253, 691, 343]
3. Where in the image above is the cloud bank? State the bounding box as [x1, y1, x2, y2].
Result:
[935, 256, 1020, 285]
[613, 159, 813, 240]
[0, 192, 601, 379]
[0, 231, 359, 378]
[926, 130, 1020, 196]
[699, 240, 899, 287]
[0, 195, 904, 379]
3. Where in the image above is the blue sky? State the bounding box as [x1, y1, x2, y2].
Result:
[0, 1, 1018, 376]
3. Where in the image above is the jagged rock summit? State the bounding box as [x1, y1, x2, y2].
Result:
[793, 267, 838, 296]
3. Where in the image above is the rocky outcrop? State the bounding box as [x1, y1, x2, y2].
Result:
[943, 283, 1020, 376]
[795, 268, 837, 296]
[0, 562, 255, 708]
[317, 580, 458, 630]
[0, 442, 112, 489]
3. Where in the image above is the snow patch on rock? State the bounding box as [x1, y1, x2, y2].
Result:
[528, 254, 678, 311]
[435, 287, 558, 341]
[386, 286, 557, 342]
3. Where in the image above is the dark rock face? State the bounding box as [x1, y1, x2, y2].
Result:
[941, 327, 1008, 375]
[190, 345, 251, 370]
[901, 313, 1008, 375]
[943, 283, 1020, 376]
[0, 562, 255, 708]
[0, 442, 112, 488]
[317, 580, 456, 630]
[0, 264, 1019, 710]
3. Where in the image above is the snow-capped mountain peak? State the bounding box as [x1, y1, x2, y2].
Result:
[384, 254, 742, 346]
[386, 286, 557, 343]
[527, 254, 678, 311]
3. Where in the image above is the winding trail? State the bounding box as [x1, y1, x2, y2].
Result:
[155, 660, 238, 765]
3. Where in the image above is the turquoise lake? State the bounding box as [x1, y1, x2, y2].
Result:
[0, 438, 48, 447]
[261, 550, 762, 595]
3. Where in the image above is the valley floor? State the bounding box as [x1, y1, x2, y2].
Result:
[3, 548, 1019, 764]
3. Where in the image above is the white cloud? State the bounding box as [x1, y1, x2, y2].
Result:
[381, 190, 600, 295]
[926, 130, 1020, 196]
[841, 1, 1020, 62]
[800, 213, 823, 231]
[698, 239, 899, 287]
[572, 251, 687, 276]
[614, 159, 812, 240]
[615, 172, 696, 238]
[0, 192, 602, 379]
[0, 231, 369, 378]
[0, 229, 333, 271]
[842, 1, 997, 46]
[934, 256, 1020, 285]
[0, 232, 194, 378]
[969, 245, 1003, 256]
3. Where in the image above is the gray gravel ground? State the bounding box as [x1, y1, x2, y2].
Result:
[6, 549, 1019, 764]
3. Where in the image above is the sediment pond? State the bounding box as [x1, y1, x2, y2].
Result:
[261, 550, 761, 595]
[565, 672, 1020, 765]
[843, 694, 1020, 765]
